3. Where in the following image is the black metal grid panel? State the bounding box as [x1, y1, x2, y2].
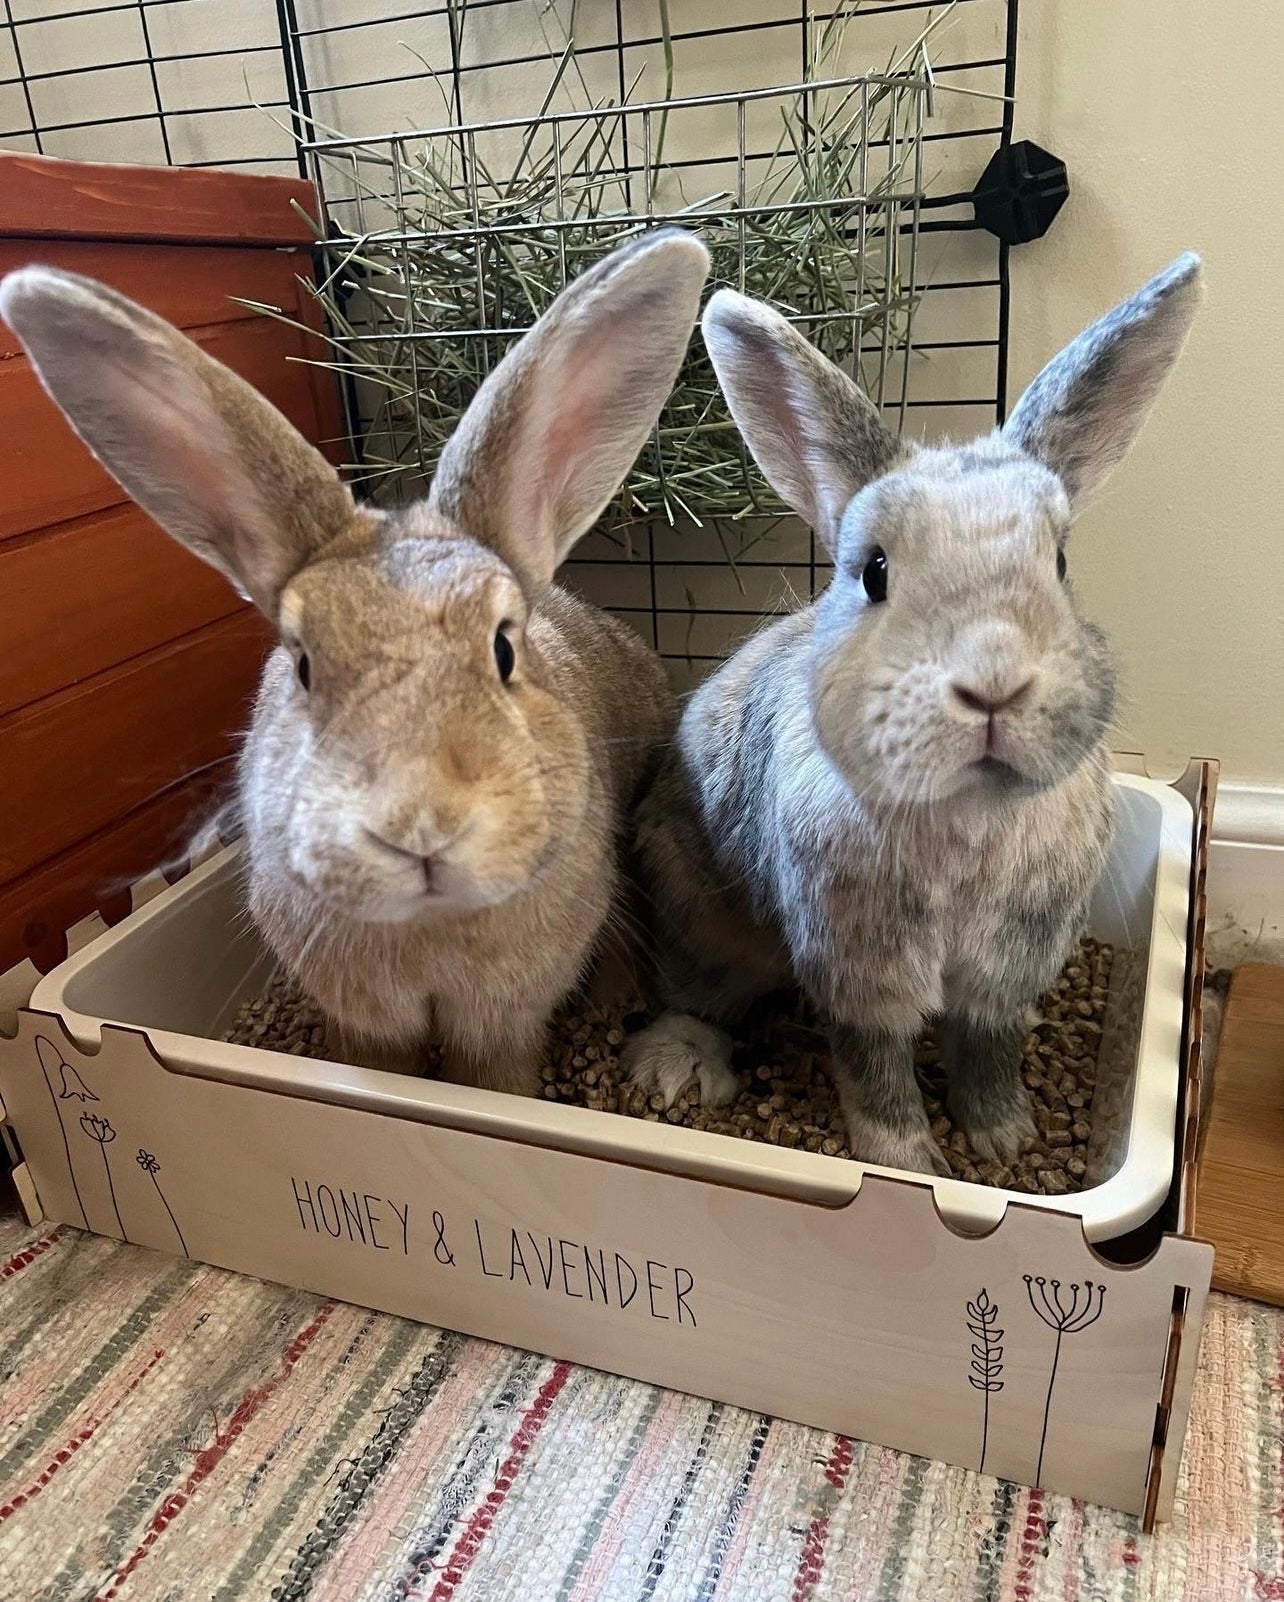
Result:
[0, 0, 298, 170]
[0, 0, 1018, 686]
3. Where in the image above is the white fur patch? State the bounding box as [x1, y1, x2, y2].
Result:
[620, 1013, 739, 1109]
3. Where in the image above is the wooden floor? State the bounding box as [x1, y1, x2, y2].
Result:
[1198, 964, 1284, 1306]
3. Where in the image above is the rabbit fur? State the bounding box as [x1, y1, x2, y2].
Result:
[1, 230, 711, 1093]
[624, 253, 1203, 1176]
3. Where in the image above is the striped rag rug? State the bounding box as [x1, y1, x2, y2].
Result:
[0, 1206, 1279, 1602]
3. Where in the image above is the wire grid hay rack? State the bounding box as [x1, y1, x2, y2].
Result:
[297, 13, 948, 543]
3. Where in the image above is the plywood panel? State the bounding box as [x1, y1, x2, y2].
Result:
[0, 609, 271, 884]
[0, 1009, 1214, 1520]
[0, 314, 331, 542]
[0, 152, 316, 245]
[0, 506, 244, 717]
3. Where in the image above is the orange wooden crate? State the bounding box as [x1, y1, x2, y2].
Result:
[0, 153, 342, 978]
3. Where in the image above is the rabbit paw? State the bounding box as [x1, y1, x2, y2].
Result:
[847, 1119, 952, 1178]
[621, 1014, 739, 1109]
[959, 1103, 1039, 1166]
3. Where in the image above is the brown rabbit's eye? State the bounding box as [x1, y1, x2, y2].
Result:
[1056, 548, 1067, 582]
[296, 652, 311, 691]
[494, 629, 515, 684]
[862, 548, 888, 604]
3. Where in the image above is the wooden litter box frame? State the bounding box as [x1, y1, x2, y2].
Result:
[0, 759, 1215, 1527]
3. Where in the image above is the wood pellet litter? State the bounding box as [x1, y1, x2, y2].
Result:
[225, 938, 1113, 1194]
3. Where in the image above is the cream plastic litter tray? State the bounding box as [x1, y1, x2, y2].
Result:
[27, 772, 1190, 1241]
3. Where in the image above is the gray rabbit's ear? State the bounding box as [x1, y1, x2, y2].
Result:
[1003, 252, 1202, 507]
[429, 229, 709, 599]
[701, 289, 900, 552]
[0, 266, 351, 617]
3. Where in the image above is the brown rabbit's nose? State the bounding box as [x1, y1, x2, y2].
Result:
[364, 829, 443, 892]
[951, 677, 1034, 716]
[401, 849, 442, 896]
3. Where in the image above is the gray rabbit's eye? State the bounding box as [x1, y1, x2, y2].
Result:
[862, 547, 888, 604]
[1056, 548, 1067, 582]
[296, 652, 311, 691]
[494, 628, 516, 683]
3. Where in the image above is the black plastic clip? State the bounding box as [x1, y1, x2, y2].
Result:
[972, 140, 1069, 246]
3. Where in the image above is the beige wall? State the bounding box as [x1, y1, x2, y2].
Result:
[1009, 0, 1283, 786]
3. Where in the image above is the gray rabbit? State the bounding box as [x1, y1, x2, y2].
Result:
[624, 254, 1202, 1176]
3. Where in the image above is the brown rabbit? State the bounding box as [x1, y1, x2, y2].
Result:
[1, 230, 710, 1092]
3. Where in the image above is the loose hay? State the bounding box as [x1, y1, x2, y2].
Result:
[225, 938, 1113, 1194]
[287, 5, 944, 529]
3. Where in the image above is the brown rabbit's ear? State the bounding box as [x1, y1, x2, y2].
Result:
[0, 266, 352, 616]
[1002, 252, 1202, 507]
[701, 289, 901, 554]
[428, 228, 709, 598]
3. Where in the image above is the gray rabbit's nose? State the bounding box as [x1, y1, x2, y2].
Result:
[951, 677, 1033, 717]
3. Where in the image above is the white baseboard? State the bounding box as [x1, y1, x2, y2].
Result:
[1212, 782, 1284, 848]
[1208, 783, 1284, 965]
